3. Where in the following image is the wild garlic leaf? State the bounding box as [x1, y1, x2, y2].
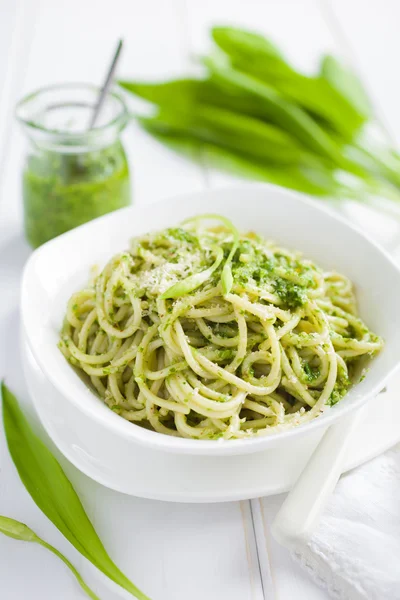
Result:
[0, 516, 38, 542]
[182, 214, 239, 296]
[161, 246, 224, 299]
[212, 26, 287, 68]
[119, 76, 292, 124]
[121, 63, 346, 167]
[142, 103, 312, 165]
[320, 55, 372, 120]
[204, 58, 346, 164]
[121, 25, 400, 207]
[0, 516, 100, 600]
[1, 382, 151, 600]
[139, 119, 347, 198]
[211, 26, 366, 139]
[119, 78, 200, 110]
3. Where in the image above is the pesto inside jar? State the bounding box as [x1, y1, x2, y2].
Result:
[23, 141, 130, 248]
[16, 83, 131, 248]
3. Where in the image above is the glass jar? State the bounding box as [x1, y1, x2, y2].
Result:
[16, 83, 131, 248]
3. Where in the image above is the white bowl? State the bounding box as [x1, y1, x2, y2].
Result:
[21, 184, 400, 466]
[20, 329, 400, 501]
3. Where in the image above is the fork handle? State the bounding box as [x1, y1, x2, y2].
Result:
[271, 412, 359, 549]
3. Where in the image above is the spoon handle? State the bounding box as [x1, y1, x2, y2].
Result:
[89, 39, 123, 130]
[271, 411, 359, 549]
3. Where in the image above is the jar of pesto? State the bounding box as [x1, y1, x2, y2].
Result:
[16, 83, 131, 248]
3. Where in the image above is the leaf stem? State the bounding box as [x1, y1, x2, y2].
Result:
[36, 538, 101, 600]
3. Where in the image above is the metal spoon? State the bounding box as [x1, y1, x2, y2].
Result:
[88, 39, 124, 130]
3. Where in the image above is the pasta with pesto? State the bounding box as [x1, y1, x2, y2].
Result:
[59, 214, 383, 440]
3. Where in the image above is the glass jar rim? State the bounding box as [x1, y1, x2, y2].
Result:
[15, 82, 129, 150]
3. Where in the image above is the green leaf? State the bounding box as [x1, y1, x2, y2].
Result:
[119, 78, 201, 110]
[1, 382, 151, 600]
[203, 144, 342, 196]
[119, 76, 290, 123]
[120, 26, 400, 209]
[207, 60, 371, 179]
[0, 516, 100, 600]
[140, 103, 312, 165]
[122, 79, 319, 166]
[205, 58, 344, 163]
[139, 119, 347, 198]
[211, 26, 293, 79]
[161, 245, 224, 299]
[0, 516, 38, 542]
[320, 55, 372, 120]
[120, 67, 346, 167]
[221, 264, 234, 296]
[211, 26, 366, 139]
[212, 26, 285, 61]
[182, 214, 239, 295]
[120, 72, 365, 179]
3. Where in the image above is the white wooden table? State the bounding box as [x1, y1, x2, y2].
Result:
[1, 1, 399, 598]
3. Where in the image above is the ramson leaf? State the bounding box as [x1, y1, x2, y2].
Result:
[1, 382, 151, 600]
[211, 26, 367, 139]
[0, 516, 100, 600]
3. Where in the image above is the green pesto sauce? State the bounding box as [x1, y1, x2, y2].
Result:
[328, 375, 351, 406]
[273, 277, 307, 309]
[303, 362, 320, 382]
[23, 141, 131, 248]
[230, 241, 315, 309]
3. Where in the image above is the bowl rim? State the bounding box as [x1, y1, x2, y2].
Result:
[21, 182, 400, 455]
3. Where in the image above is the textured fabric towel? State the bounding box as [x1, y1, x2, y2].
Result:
[293, 444, 400, 599]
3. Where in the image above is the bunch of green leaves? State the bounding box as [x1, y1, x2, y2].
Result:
[119, 26, 400, 209]
[1, 382, 150, 600]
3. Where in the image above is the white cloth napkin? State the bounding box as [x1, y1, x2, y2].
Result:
[292, 444, 400, 599]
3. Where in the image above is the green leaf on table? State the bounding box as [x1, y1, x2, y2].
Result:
[139, 118, 346, 198]
[140, 103, 314, 165]
[119, 77, 287, 123]
[212, 26, 289, 72]
[1, 382, 151, 600]
[119, 78, 200, 109]
[320, 54, 372, 120]
[120, 24, 400, 210]
[0, 516, 100, 600]
[121, 70, 345, 166]
[120, 72, 365, 178]
[211, 26, 367, 140]
[204, 58, 345, 162]
[0, 516, 38, 542]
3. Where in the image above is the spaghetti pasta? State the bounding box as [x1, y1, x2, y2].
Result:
[59, 214, 383, 439]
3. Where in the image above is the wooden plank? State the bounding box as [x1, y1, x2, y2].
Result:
[80, 486, 259, 600]
[0, 1, 257, 599]
[250, 2, 400, 597]
[320, 0, 400, 250]
[325, 0, 400, 146]
[0, 0, 36, 165]
[0, 0, 37, 237]
[183, 2, 381, 598]
[184, 1, 336, 598]
[3, 1, 397, 598]
[257, 496, 330, 600]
